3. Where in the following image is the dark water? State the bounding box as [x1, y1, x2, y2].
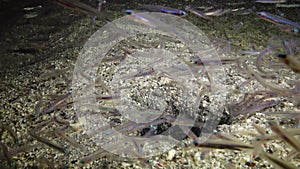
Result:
[0, 0, 299, 74]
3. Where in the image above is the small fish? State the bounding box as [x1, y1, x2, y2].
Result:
[232, 9, 253, 16]
[255, 0, 286, 3]
[32, 119, 53, 133]
[29, 132, 67, 154]
[139, 4, 187, 16]
[80, 149, 106, 165]
[133, 139, 143, 154]
[204, 8, 230, 16]
[54, 128, 86, 151]
[125, 12, 157, 27]
[24, 12, 38, 19]
[263, 152, 298, 169]
[257, 12, 300, 31]
[48, 0, 101, 16]
[124, 9, 141, 15]
[53, 116, 70, 125]
[281, 27, 299, 33]
[23, 5, 42, 11]
[133, 68, 155, 78]
[1, 124, 19, 145]
[241, 50, 261, 56]
[212, 132, 245, 143]
[102, 55, 126, 62]
[96, 95, 119, 100]
[268, 121, 300, 152]
[185, 6, 211, 20]
[194, 58, 238, 66]
[41, 92, 72, 116]
[243, 62, 290, 95]
[242, 100, 278, 115]
[276, 3, 300, 8]
[226, 2, 247, 5]
[253, 124, 267, 135]
[196, 139, 253, 150]
[0, 143, 12, 165]
[48, 0, 111, 21]
[277, 53, 300, 73]
[269, 112, 300, 118]
[7, 145, 39, 157]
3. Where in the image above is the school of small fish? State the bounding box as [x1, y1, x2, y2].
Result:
[1, 0, 300, 168]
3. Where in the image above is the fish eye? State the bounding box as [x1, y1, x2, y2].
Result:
[277, 53, 287, 58]
[125, 9, 134, 15]
[181, 11, 187, 15]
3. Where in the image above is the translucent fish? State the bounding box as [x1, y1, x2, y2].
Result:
[1, 124, 19, 145]
[0, 143, 12, 165]
[139, 4, 187, 16]
[29, 132, 67, 154]
[204, 8, 230, 16]
[255, 0, 286, 3]
[277, 53, 300, 74]
[196, 139, 253, 150]
[80, 149, 106, 165]
[263, 152, 297, 169]
[39, 92, 72, 116]
[257, 12, 300, 30]
[185, 6, 211, 20]
[48, 0, 102, 17]
[268, 121, 300, 152]
[253, 124, 267, 135]
[125, 13, 158, 27]
[54, 128, 86, 151]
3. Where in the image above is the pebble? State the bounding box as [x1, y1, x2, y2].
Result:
[167, 149, 176, 161]
[194, 152, 201, 161]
